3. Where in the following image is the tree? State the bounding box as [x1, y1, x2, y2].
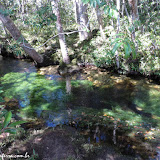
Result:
[128, 0, 139, 21]
[51, 0, 70, 64]
[115, 0, 120, 69]
[128, 0, 139, 42]
[74, 0, 92, 41]
[0, 3, 43, 63]
[95, 4, 106, 40]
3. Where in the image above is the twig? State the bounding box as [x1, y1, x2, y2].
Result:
[22, 30, 84, 50]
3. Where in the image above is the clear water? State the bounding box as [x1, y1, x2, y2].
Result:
[0, 56, 160, 159]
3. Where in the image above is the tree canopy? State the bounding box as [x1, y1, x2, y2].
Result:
[0, 0, 159, 75]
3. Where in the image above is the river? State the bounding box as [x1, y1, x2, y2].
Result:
[0, 56, 160, 159]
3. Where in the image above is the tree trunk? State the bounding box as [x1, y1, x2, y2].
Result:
[116, 0, 120, 34]
[51, 0, 70, 64]
[74, 0, 91, 41]
[128, 0, 139, 41]
[21, 0, 25, 21]
[0, 4, 43, 63]
[128, 0, 139, 21]
[74, 0, 80, 24]
[115, 0, 120, 69]
[95, 5, 106, 40]
[128, 0, 139, 72]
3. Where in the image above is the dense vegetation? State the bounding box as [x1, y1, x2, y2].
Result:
[0, 0, 159, 77]
[0, 0, 160, 159]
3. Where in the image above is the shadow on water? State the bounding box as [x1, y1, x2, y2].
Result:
[0, 57, 160, 159]
[0, 56, 36, 74]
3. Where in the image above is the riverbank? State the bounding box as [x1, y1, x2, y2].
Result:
[3, 126, 138, 160]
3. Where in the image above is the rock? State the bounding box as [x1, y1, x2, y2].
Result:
[58, 64, 80, 76]
[38, 65, 59, 75]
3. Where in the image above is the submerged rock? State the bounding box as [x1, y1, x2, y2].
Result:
[58, 64, 81, 76]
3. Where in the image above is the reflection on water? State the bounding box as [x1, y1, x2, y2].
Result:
[0, 57, 160, 159]
[66, 75, 71, 94]
[0, 56, 36, 75]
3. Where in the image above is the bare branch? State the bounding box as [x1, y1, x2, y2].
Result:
[22, 30, 84, 50]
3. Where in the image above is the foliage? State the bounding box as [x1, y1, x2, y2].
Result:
[136, 32, 160, 74]
[0, 72, 68, 116]
[82, 0, 118, 19]
[0, 8, 10, 16]
[139, 0, 160, 35]
[0, 0, 159, 76]
[25, 4, 56, 31]
[0, 88, 26, 135]
[29, 149, 39, 160]
[110, 33, 136, 59]
[0, 88, 4, 103]
[0, 1, 159, 158]
[0, 106, 26, 135]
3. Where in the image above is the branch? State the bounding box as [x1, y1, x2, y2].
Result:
[22, 30, 84, 50]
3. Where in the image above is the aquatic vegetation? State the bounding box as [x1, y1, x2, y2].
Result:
[0, 67, 160, 159]
[1, 72, 65, 106]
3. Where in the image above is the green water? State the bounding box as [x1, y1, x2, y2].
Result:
[0, 56, 160, 159]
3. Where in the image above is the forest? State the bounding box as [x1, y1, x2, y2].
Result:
[0, 0, 160, 159]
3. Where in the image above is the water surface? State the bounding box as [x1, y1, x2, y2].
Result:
[0, 57, 160, 159]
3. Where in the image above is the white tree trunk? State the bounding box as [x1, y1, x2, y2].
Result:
[115, 0, 120, 69]
[51, 0, 70, 64]
[21, 0, 25, 21]
[74, 0, 91, 41]
[95, 5, 106, 40]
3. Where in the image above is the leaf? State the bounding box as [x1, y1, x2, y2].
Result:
[0, 124, 2, 130]
[90, 0, 97, 8]
[4, 128, 17, 134]
[112, 42, 123, 54]
[0, 97, 4, 102]
[82, 0, 90, 4]
[108, 8, 112, 17]
[109, 8, 115, 17]
[33, 149, 36, 155]
[124, 44, 130, 59]
[114, 33, 125, 37]
[93, 1, 97, 8]
[123, 37, 130, 43]
[111, 38, 123, 46]
[96, 0, 100, 6]
[9, 120, 27, 127]
[132, 47, 136, 59]
[126, 41, 132, 53]
[3, 111, 12, 128]
[104, 6, 109, 14]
